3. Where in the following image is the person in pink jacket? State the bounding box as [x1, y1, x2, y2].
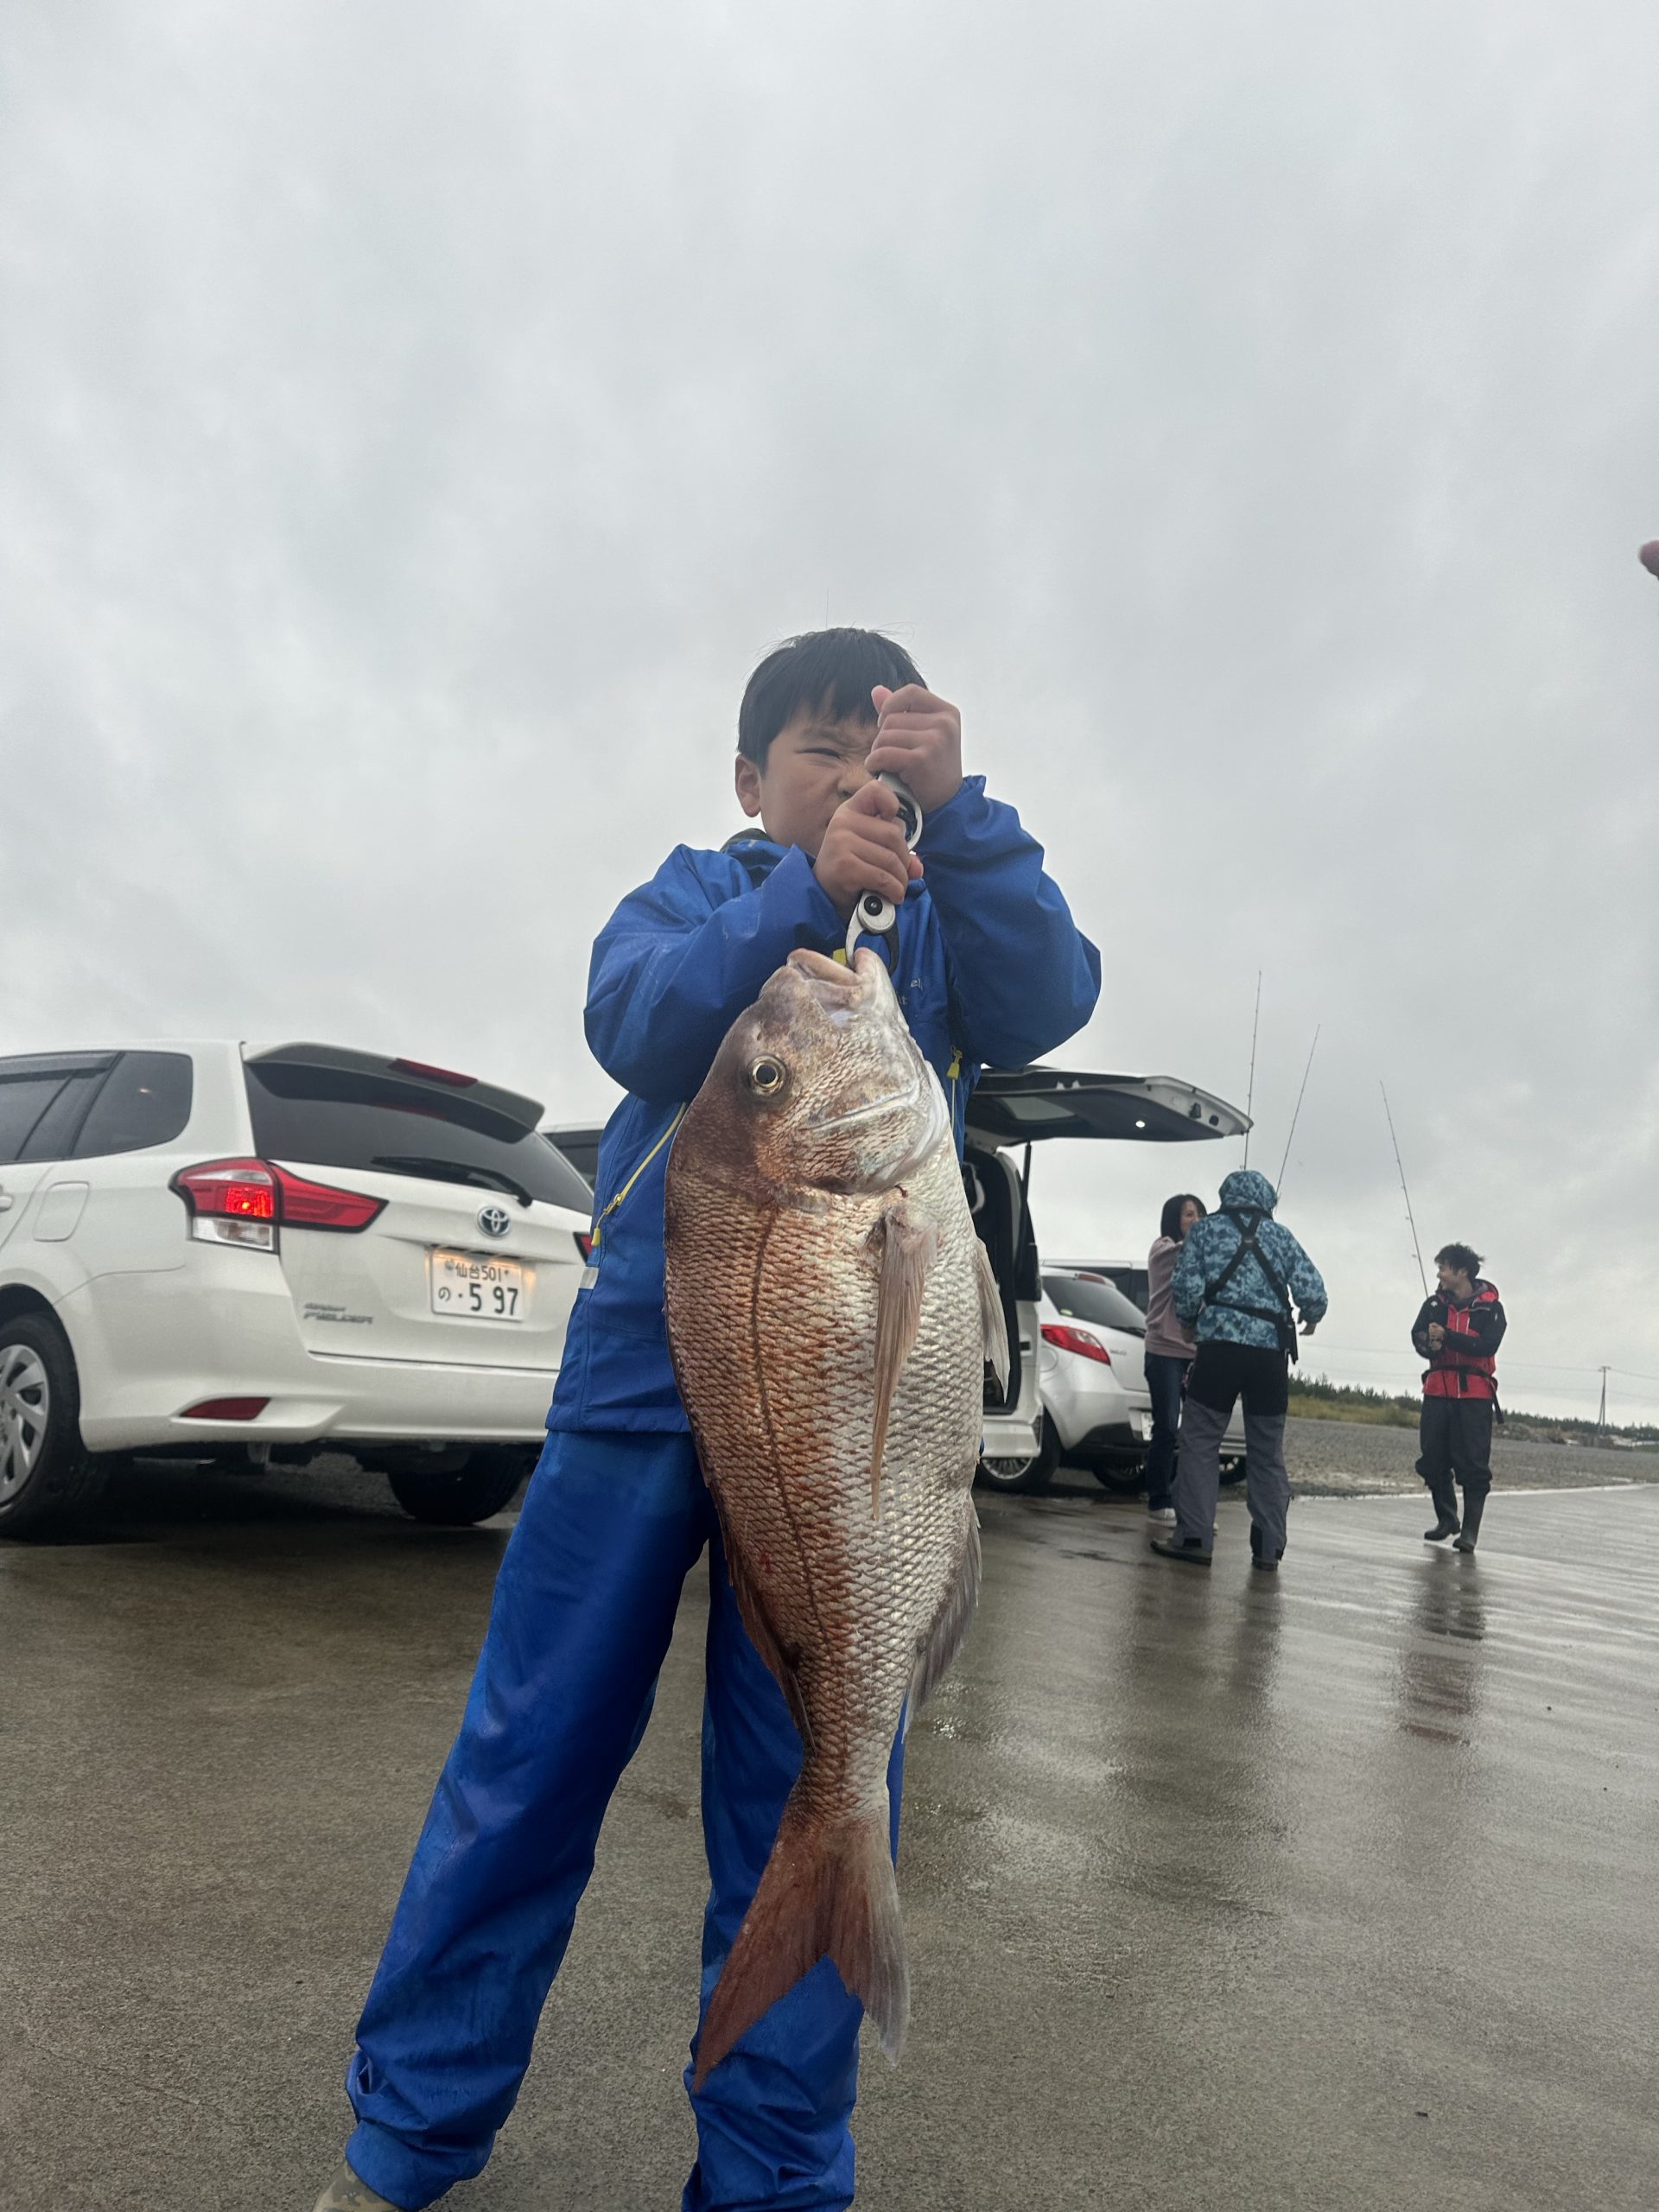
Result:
[1143, 1194, 1206, 1523]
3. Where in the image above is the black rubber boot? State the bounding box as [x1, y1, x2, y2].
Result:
[1420, 1459, 1459, 1542]
[1453, 1491, 1486, 1553]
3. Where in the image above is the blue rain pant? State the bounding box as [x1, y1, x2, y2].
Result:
[343, 1427, 905, 2211]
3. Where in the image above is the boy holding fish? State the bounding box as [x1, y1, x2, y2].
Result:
[315, 628, 1101, 2212]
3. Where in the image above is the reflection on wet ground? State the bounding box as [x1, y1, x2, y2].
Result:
[2, 1460, 1656, 2209]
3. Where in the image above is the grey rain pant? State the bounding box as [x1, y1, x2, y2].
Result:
[1173, 1394, 1292, 1559]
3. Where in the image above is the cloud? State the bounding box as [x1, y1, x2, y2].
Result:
[2, 0, 1655, 1418]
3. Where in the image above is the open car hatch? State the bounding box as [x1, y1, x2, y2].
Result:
[963, 1068, 1249, 1148]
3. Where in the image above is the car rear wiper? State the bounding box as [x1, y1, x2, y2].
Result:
[370, 1155, 535, 1208]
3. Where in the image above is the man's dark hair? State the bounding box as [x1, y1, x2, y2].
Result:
[1435, 1242, 1484, 1281]
[738, 628, 925, 766]
[1160, 1192, 1207, 1242]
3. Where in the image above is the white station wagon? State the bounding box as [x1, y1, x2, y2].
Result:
[0, 1043, 594, 1536]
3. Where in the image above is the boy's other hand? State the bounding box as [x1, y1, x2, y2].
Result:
[868, 684, 964, 815]
[1427, 1323, 1446, 1349]
[814, 782, 924, 919]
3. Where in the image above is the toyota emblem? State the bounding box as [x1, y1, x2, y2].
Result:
[477, 1204, 512, 1240]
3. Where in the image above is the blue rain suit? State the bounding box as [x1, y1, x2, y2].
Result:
[343, 777, 1101, 2210]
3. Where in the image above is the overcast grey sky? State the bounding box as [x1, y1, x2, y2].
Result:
[3, 2, 1655, 1421]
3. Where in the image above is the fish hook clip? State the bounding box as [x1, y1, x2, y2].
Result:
[844, 774, 924, 966]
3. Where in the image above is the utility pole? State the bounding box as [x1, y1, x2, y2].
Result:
[1597, 1366, 1610, 1436]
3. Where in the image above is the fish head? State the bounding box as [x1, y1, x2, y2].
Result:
[696, 947, 950, 1198]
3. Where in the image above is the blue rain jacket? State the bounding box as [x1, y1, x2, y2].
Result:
[550, 774, 1103, 1431]
[1173, 1168, 1328, 1351]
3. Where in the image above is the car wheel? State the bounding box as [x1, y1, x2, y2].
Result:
[1220, 1456, 1247, 1487]
[976, 1416, 1060, 1497]
[385, 1445, 534, 1527]
[0, 1313, 106, 1539]
[1090, 1460, 1143, 1494]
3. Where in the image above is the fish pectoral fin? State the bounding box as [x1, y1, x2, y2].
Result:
[715, 1513, 815, 1754]
[973, 1237, 1010, 1390]
[868, 1200, 940, 1511]
[907, 1509, 982, 1723]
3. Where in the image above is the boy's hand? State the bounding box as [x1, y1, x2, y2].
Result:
[814, 782, 925, 919]
[1427, 1323, 1446, 1349]
[868, 684, 964, 816]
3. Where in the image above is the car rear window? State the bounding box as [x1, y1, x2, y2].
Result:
[0, 1076, 69, 1166]
[245, 1062, 592, 1213]
[1043, 1272, 1147, 1334]
[73, 1052, 194, 1158]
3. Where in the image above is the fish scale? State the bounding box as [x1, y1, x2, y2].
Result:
[665, 945, 1006, 2088]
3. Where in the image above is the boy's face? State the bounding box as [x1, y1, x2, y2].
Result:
[734, 707, 876, 858]
[1436, 1261, 1471, 1299]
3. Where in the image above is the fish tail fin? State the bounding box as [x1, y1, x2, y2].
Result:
[691, 1796, 907, 2091]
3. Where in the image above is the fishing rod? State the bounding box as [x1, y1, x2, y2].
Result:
[1379, 1079, 1428, 1299]
[1242, 970, 1262, 1166]
[1274, 1024, 1320, 1194]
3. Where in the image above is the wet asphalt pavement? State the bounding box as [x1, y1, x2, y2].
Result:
[2, 1451, 1656, 2212]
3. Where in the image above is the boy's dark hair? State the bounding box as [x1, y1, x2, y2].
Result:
[1160, 1192, 1207, 1241]
[738, 628, 925, 766]
[1435, 1242, 1484, 1281]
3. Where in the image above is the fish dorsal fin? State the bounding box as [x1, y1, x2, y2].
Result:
[868, 1200, 939, 1512]
[973, 1238, 1010, 1390]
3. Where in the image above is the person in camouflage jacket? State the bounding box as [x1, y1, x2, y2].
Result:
[1154, 1169, 1326, 1573]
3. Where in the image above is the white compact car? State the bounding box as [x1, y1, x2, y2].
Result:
[1028, 1265, 1248, 1491]
[1033, 1269, 1154, 1484]
[0, 1042, 595, 1536]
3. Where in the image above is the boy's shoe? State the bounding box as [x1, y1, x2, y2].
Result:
[313, 2164, 403, 2212]
[1249, 1524, 1283, 1572]
[1147, 1505, 1177, 1525]
[1424, 1514, 1460, 1543]
[1150, 1535, 1211, 1567]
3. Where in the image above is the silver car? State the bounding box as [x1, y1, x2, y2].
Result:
[1032, 1266, 1248, 1492]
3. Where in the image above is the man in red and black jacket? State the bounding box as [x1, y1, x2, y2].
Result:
[1412, 1242, 1506, 1552]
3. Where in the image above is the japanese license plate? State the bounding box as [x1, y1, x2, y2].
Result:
[429, 1249, 528, 1322]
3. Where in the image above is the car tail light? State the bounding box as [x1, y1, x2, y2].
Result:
[180, 1396, 270, 1421]
[275, 1170, 385, 1230]
[171, 1159, 385, 1250]
[1041, 1322, 1112, 1366]
[574, 1231, 594, 1261]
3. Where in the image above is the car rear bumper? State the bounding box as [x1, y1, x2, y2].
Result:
[1071, 1419, 1147, 1461]
[981, 1410, 1043, 1461]
[56, 1262, 557, 1452]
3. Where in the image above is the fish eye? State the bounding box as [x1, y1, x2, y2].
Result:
[747, 1056, 787, 1096]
